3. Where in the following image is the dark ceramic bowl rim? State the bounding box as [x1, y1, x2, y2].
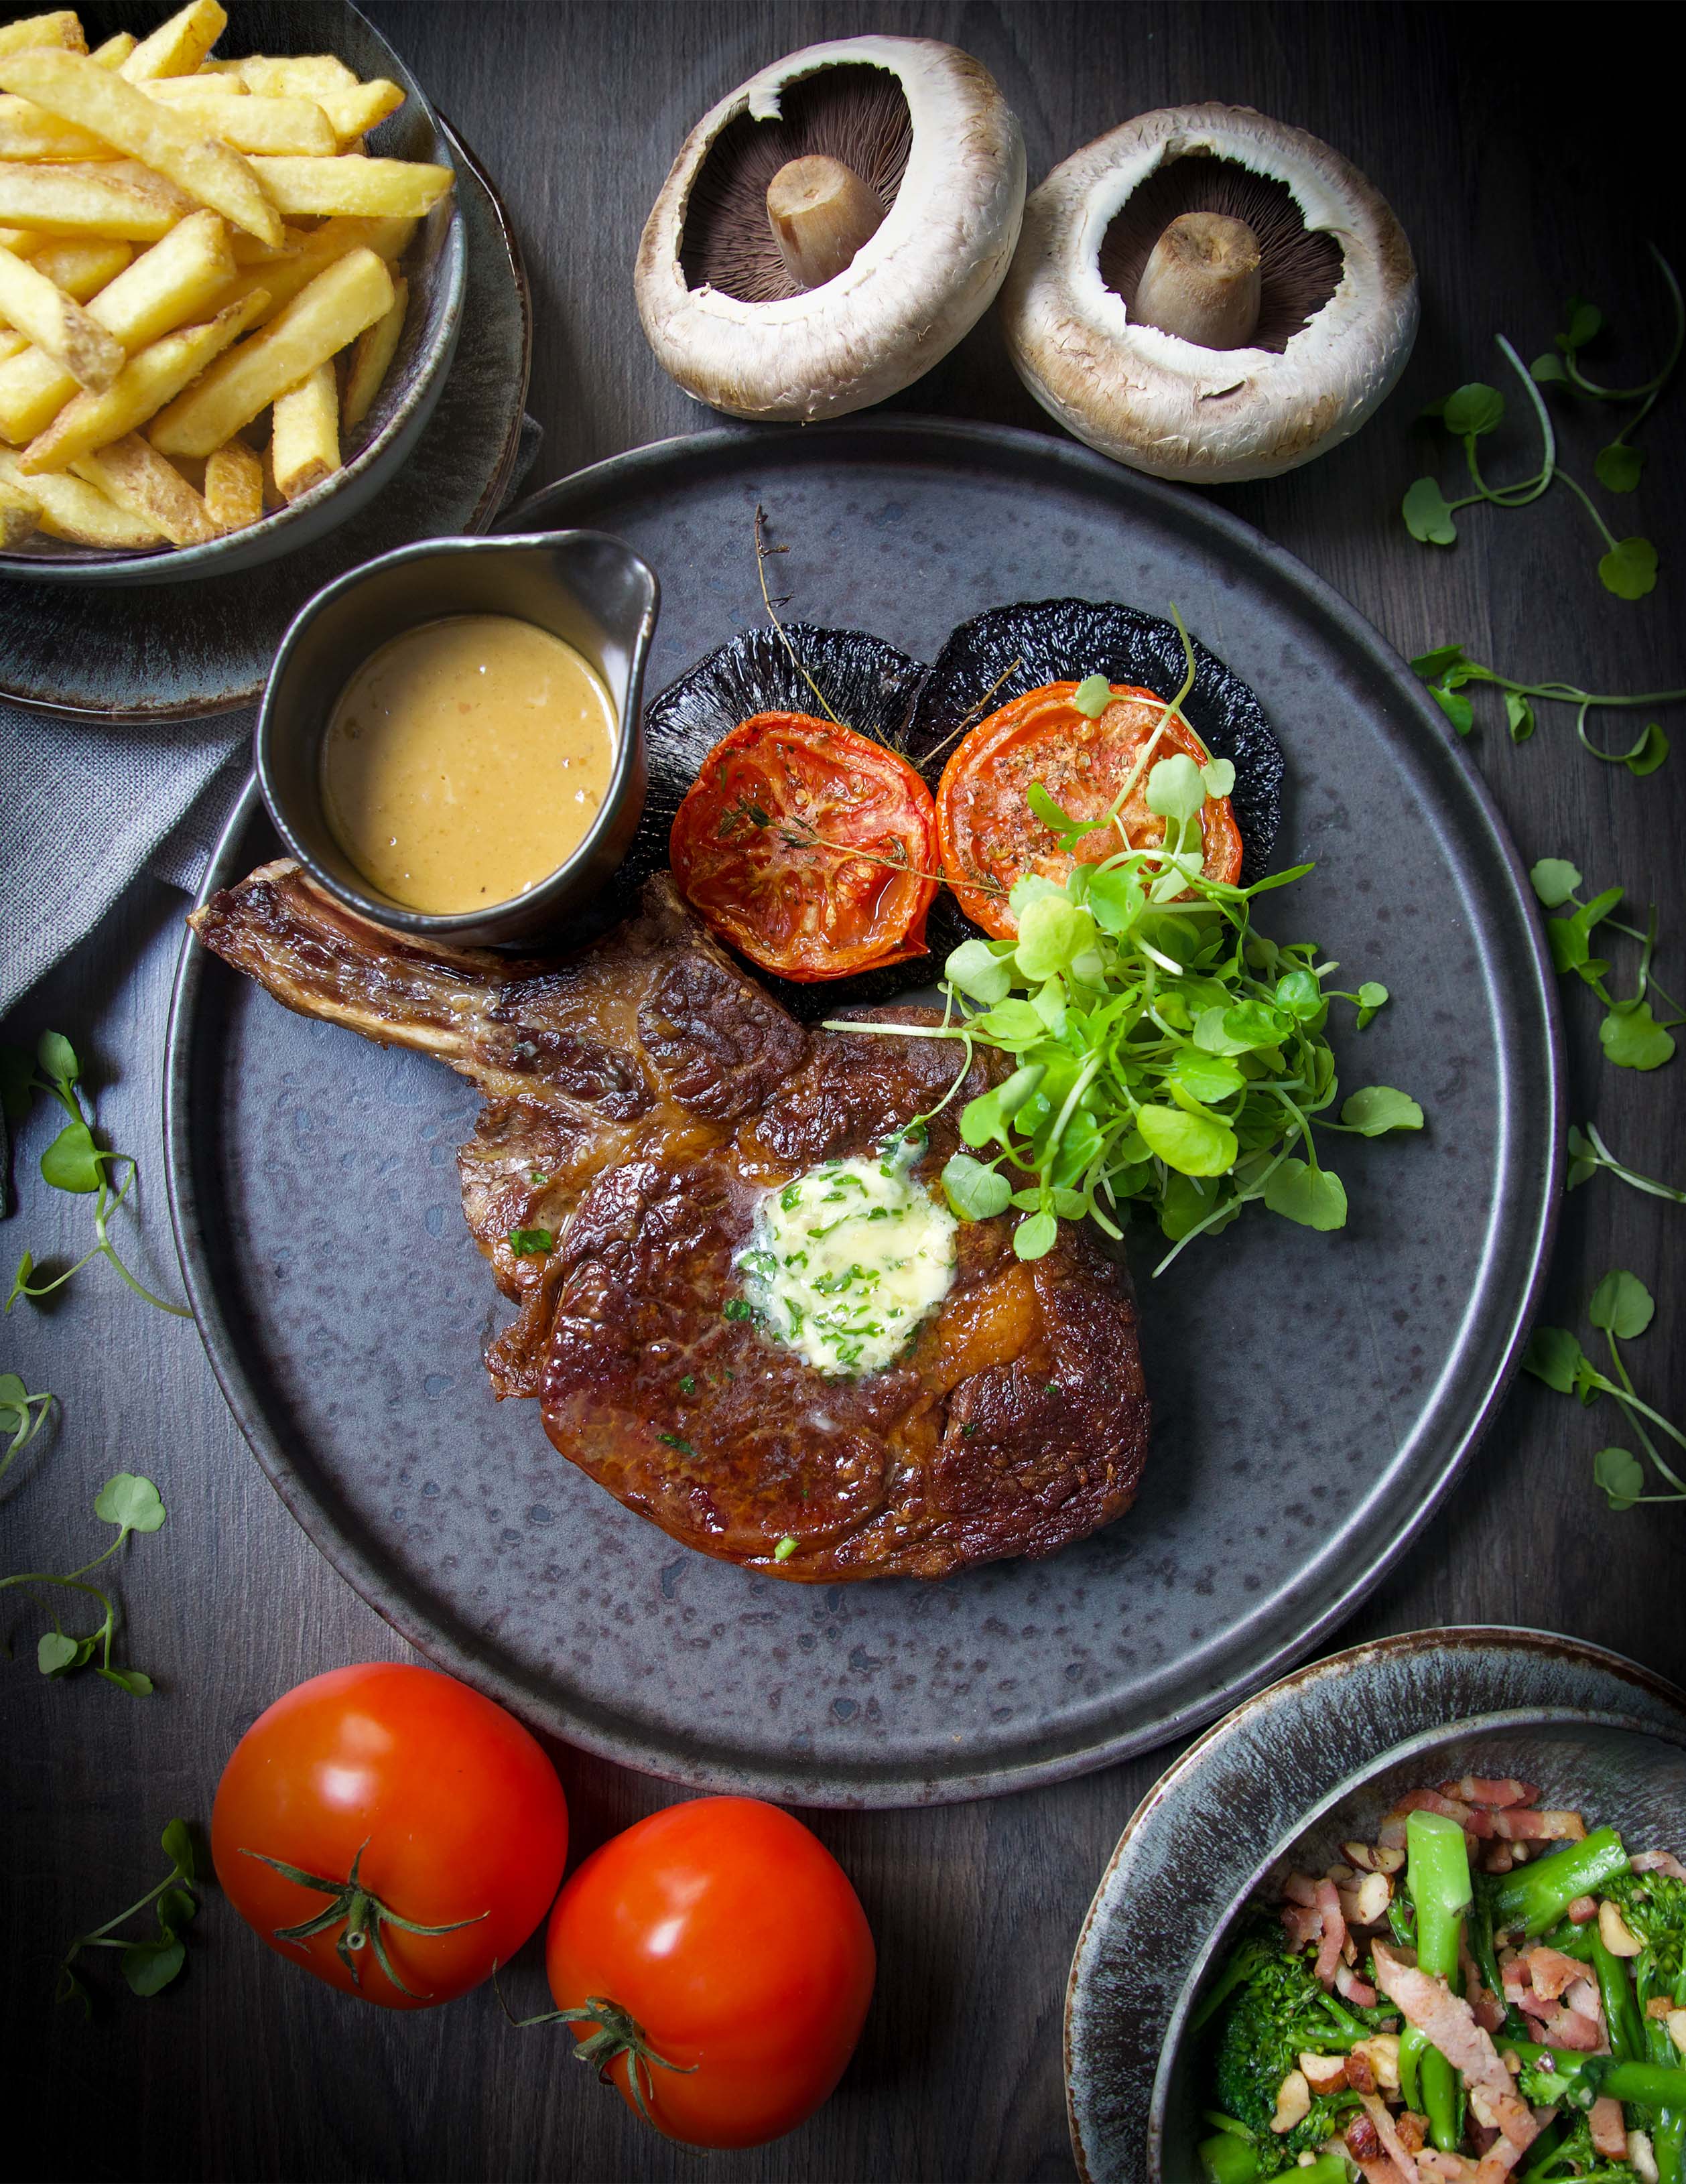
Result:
[254, 529, 658, 939]
[1145, 1702, 1686, 2179]
[0, 1, 464, 587]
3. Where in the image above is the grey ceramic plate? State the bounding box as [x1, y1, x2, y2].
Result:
[166, 419, 1561, 1808]
[0, 0, 464, 586]
[1064, 1627, 1686, 2184]
[0, 118, 525, 716]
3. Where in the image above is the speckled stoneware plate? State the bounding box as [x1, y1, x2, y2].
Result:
[166, 419, 1561, 1807]
[0, 119, 526, 718]
[0, 0, 464, 587]
[1064, 1627, 1686, 2184]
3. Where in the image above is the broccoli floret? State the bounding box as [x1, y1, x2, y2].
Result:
[1204, 1921, 1388, 2175]
[1524, 2116, 1640, 2181]
[1604, 1870, 1686, 2009]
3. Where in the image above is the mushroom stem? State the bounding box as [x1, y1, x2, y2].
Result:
[765, 154, 885, 290]
[1132, 212, 1262, 350]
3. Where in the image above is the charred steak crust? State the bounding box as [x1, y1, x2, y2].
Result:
[190, 862, 1151, 1582]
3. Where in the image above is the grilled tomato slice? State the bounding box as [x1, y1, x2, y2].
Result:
[935, 681, 1243, 940]
[670, 713, 939, 981]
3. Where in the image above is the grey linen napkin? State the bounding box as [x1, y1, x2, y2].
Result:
[0, 415, 541, 1019]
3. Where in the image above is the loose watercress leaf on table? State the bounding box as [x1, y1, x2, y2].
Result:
[1559, 297, 1604, 352]
[1598, 535, 1658, 600]
[1531, 352, 1569, 384]
[1588, 1270, 1655, 1340]
[1403, 478, 1459, 545]
[157, 1887, 196, 1931]
[94, 1473, 165, 1537]
[1356, 980, 1390, 1028]
[1262, 1160, 1348, 1231]
[99, 1665, 155, 1696]
[1626, 724, 1669, 776]
[1523, 1326, 1585, 1393]
[1340, 1087, 1425, 1135]
[160, 1819, 196, 1882]
[1411, 643, 1476, 684]
[942, 1154, 1011, 1223]
[1600, 1000, 1675, 1071]
[38, 1631, 81, 1676]
[1593, 1447, 1646, 1511]
[1427, 683, 1474, 734]
[1530, 858, 1583, 907]
[36, 1031, 79, 1088]
[121, 1937, 184, 1998]
[40, 1121, 102, 1195]
[1596, 441, 1643, 494]
[1505, 690, 1535, 742]
[1442, 381, 1505, 436]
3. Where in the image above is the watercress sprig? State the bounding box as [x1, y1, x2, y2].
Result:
[56, 1819, 199, 2014]
[1403, 336, 1658, 599]
[1529, 858, 1683, 1071]
[1, 1471, 167, 1695]
[2, 1032, 188, 1319]
[1531, 246, 1684, 495]
[1412, 644, 1677, 774]
[1566, 1121, 1683, 1205]
[1524, 1272, 1684, 1510]
[0, 1371, 53, 1483]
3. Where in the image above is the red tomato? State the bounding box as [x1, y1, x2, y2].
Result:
[543, 1796, 874, 2148]
[936, 680, 1244, 939]
[670, 712, 939, 980]
[212, 1662, 568, 2010]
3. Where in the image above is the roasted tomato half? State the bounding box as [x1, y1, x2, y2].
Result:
[935, 681, 1244, 939]
[670, 713, 939, 981]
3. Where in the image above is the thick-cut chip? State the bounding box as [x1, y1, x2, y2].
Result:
[141, 68, 245, 101]
[271, 357, 336, 498]
[0, 444, 158, 545]
[0, 209, 233, 441]
[142, 88, 336, 155]
[0, 234, 123, 385]
[0, 49, 283, 245]
[246, 154, 451, 220]
[0, 233, 126, 360]
[20, 286, 265, 469]
[202, 431, 259, 527]
[0, 462, 34, 542]
[88, 30, 135, 68]
[150, 246, 391, 457]
[232, 54, 356, 98]
[72, 430, 215, 543]
[117, 0, 225, 82]
[340, 269, 403, 429]
[0, 91, 111, 157]
[0, 162, 176, 238]
[316, 78, 403, 147]
[0, 225, 46, 252]
[0, 12, 85, 56]
[211, 213, 412, 326]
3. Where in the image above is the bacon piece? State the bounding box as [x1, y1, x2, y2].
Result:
[1395, 1789, 1474, 1824]
[1337, 1961, 1380, 2007]
[1543, 2002, 1602, 2050]
[1440, 1777, 1541, 1810]
[1314, 1878, 1348, 1988]
[1484, 1843, 1515, 1875]
[1490, 1808, 1586, 1842]
[1418, 2156, 1478, 2182]
[1565, 1974, 1602, 2023]
[1359, 2092, 1425, 2183]
[1527, 1946, 1587, 2002]
[1282, 1901, 1323, 1952]
[1591, 2096, 1629, 2159]
[1475, 2122, 1551, 2184]
[1634, 1850, 1686, 1878]
[1283, 1869, 1320, 1907]
[1566, 1894, 1598, 1924]
[1372, 1943, 1541, 2152]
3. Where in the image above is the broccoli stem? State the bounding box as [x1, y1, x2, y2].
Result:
[1197, 2133, 1260, 2184]
[1596, 2059, 1686, 2110]
[1490, 1828, 1630, 1937]
[1518, 2116, 1565, 2176]
[1407, 1810, 1473, 2154]
[1589, 1929, 1646, 2063]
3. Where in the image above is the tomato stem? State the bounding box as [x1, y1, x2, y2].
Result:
[495, 1975, 698, 2128]
[241, 1840, 487, 1999]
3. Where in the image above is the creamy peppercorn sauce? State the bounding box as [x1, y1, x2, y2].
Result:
[734, 1138, 960, 1377]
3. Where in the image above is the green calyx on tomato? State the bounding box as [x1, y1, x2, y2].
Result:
[499, 1980, 697, 2126]
[241, 1838, 487, 2000]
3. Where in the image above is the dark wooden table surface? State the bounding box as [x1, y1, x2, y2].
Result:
[4, 7, 1681, 2181]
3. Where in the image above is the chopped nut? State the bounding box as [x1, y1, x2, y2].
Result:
[1271, 2069, 1312, 2134]
[1300, 2051, 1348, 2093]
[1353, 1870, 1392, 1925]
[1630, 2128, 1661, 2184]
[1667, 2008, 1686, 2058]
[1648, 1997, 1674, 2020]
[1350, 2034, 1401, 2093]
[1600, 1899, 1645, 1958]
[1395, 2111, 1428, 2154]
[1343, 1840, 1377, 1872]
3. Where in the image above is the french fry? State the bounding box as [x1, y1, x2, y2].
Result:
[202, 431, 258, 526]
[0, 12, 85, 56]
[0, 462, 35, 542]
[151, 247, 389, 456]
[0, 234, 125, 358]
[0, 90, 112, 157]
[19, 285, 263, 469]
[0, 444, 159, 545]
[340, 269, 403, 430]
[72, 429, 214, 542]
[0, 161, 176, 238]
[0, 224, 47, 251]
[316, 78, 403, 147]
[143, 88, 336, 156]
[246, 155, 451, 220]
[88, 30, 135, 68]
[231, 54, 356, 99]
[0, 230, 122, 383]
[0, 209, 232, 441]
[117, 0, 225, 82]
[212, 212, 412, 325]
[270, 356, 336, 498]
[0, 48, 283, 245]
[141, 69, 247, 98]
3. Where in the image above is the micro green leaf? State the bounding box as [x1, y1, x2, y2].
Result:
[1411, 644, 1474, 684]
[121, 1937, 184, 1998]
[1595, 441, 1643, 494]
[1530, 858, 1583, 908]
[1588, 1271, 1655, 1341]
[1171, 1050, 1246, 1105]
[1504, 691, 1535, 743]
[1403, 478, 1459, 545]
[1600, 1000, 1675, 1071]
[158, 1887, 196, 1929]
[100, 1666, 155, 1697]
[1273, 969, 1323, 1023]
[1531, 352, 1569, 385]
[942, 1154, 1012, 1223]
[1427, 683, 1474, 735]
[1086, 864, 1144, 935]
[1144, 754, 1206, 822]
[1136, 1105, 1239, 1178]
[1340, 1087, 1425, 1136]
[1523, 1326, 1585, 1393]
[1559, 298, 1604, 352]
[40, 1121, 102, 1195]
[1355, 981, 1390, 1028]
[1441, 382, 1505, 436]
[1013, 895, 1094, 981]
[1261, 1160, 1348, 1231]
[38, 1631, 80, 1676]
[1593, 1447, 1646, 1512]
[1626, 724, 1669, 776]
[36, 1032, 78, 1087]
[1598, 536, 1658, 600]
[1201, 758, 1236, 799]
[94, 1473, 166, 1538]
[1071, 673, 1112, 719]
[1012, 1211, 1058, 1261]
[946, 937, 1012, 1005]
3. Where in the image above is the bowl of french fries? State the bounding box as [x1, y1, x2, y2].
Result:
[0, 0, 463, 581]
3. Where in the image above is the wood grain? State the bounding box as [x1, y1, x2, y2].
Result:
[2, 7, 1681, 2181]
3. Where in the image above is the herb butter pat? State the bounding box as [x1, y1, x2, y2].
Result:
[737, 1141, 958, 1377]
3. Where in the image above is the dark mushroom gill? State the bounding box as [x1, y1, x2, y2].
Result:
[679, 64, 914, 302]
[1098, 156, 1343, 352]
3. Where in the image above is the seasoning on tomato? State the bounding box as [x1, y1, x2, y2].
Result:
[670, 712, 939, 981]
[534, 1795, 875, 2148]
[210, 1662, 569, 2010]
[935, 678, 1244, 940]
